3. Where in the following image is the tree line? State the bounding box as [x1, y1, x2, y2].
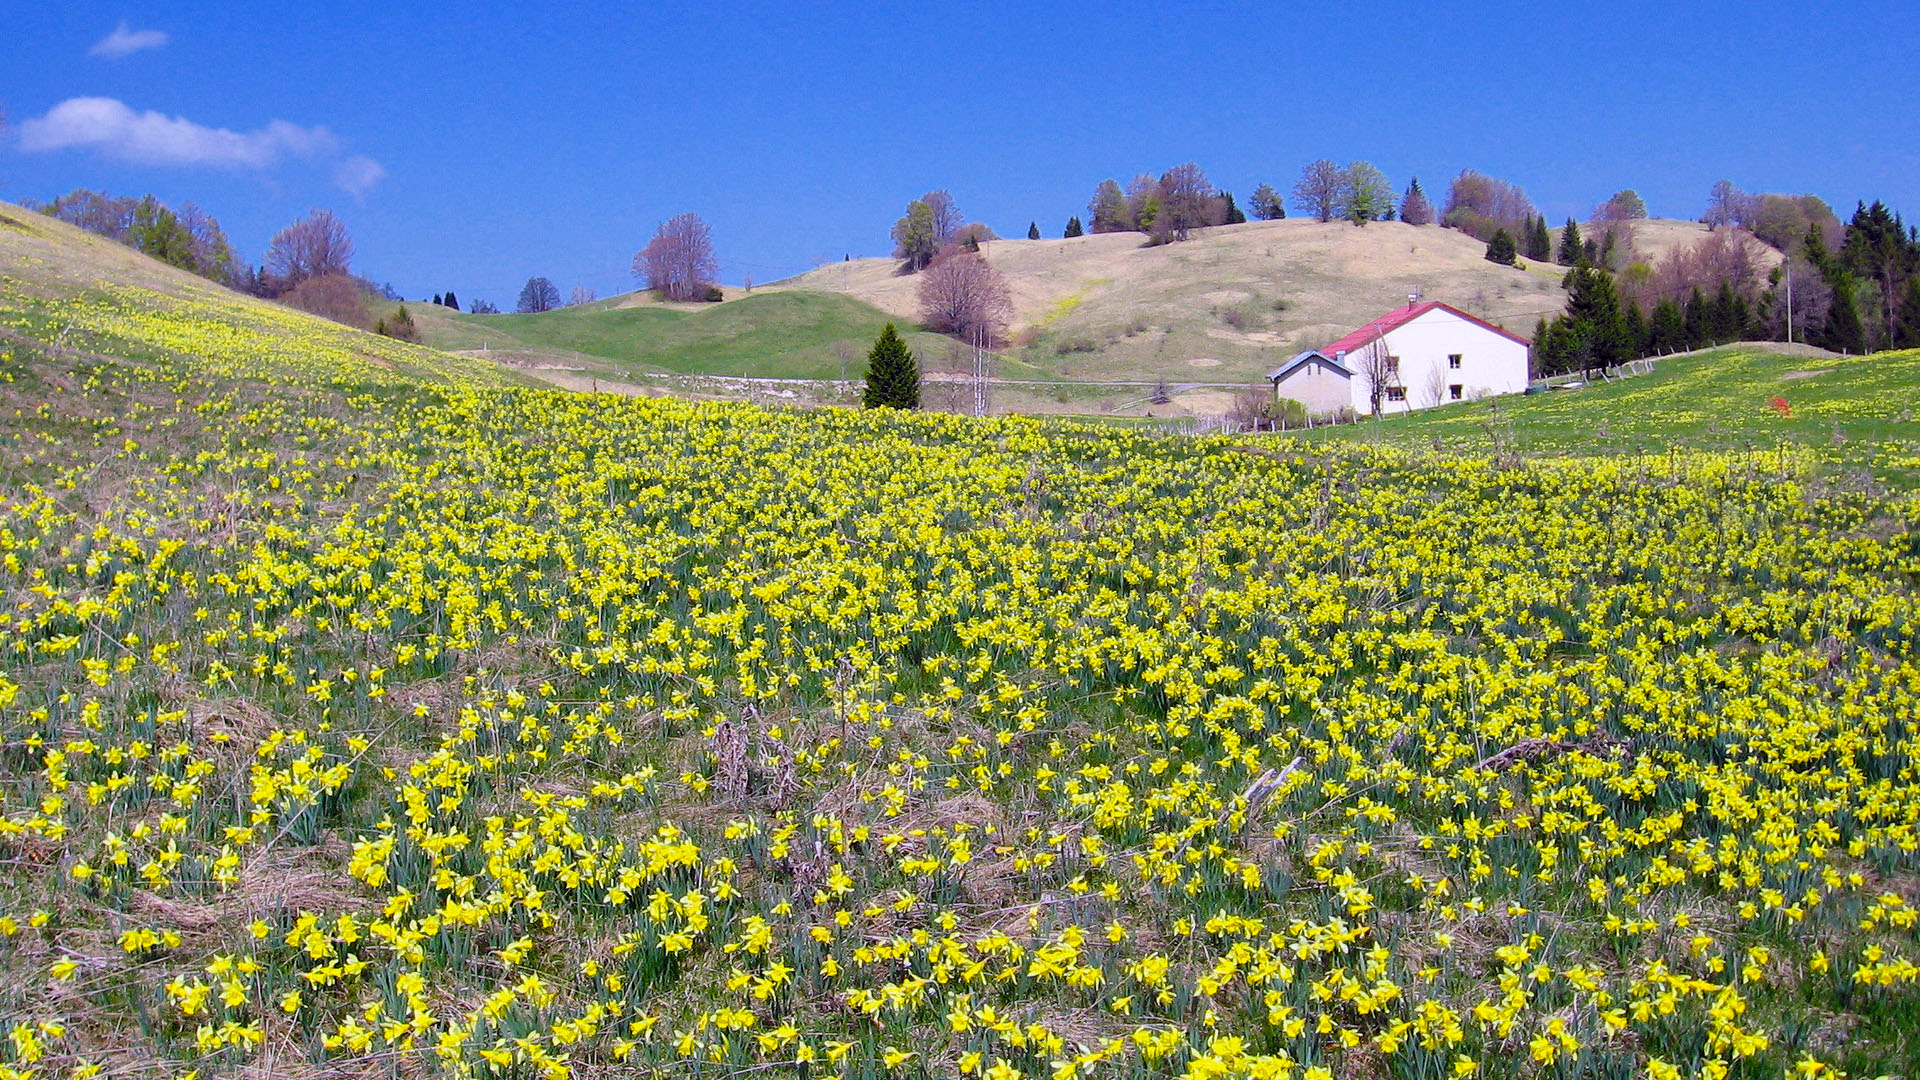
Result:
[1531, 186, 1917, 378]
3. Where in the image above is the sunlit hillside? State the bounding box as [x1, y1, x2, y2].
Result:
[0, 198, 1915, 1080]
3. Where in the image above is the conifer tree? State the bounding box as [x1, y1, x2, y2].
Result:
[1064, 216, 1084, 238]
[1557, 219, 1583, 266]
[444, 290, 459, 309]
[1249, 183, 1286, 221]
[1531, 317, 1559, 376]
[1221, 192, 1246, 225]
[1526, 216, 1552, 261]
[1562, 266, 1630, 376]
[1484, 229, 1517, 266]
[1649, 298, 1685, 353]
[862, 323, 919, 409]
[1824, 277, 1867, 354]
[1399, 177, 1434, 225]
[433, 293, 442, 306]
[1895, 276, 1920, 349]
[1028, 221, 1041, 240]
[1683, 288, 1709, 349]
[1623, 302, 1648, 358]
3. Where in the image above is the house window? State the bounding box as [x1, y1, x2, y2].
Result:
[1386, 387, 1407, 402]
[1386, 355, 1401, 373]
[1449, 384, 1463, 400]
[1448, 354, 1462, 369]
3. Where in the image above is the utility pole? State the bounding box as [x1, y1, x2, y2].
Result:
[971, 326, 987, 417]
[1786, 268, 1794, 345]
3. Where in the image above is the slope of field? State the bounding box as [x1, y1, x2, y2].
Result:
[766, 219, 1751, 384]
[0, 202, 519, 389]
[1, 199, 1918, 1080]
[408, 290, 1004, 382]
[1297, 343, 1920, 483]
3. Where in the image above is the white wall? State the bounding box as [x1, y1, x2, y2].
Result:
[1272, 357, 1352, 413]
[1346, 309, 1530, 414]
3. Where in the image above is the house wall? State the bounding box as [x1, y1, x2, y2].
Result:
[1272, 358, 1351, 414]
[1349, 309, 1530, 414]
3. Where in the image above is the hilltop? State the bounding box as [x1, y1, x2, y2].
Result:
[765, 217, 1755, 383]
[405, 216, 1761, 410]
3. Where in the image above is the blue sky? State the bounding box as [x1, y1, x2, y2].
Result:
[6, 2, 1916, 307]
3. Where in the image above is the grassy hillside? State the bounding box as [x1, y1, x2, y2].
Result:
[1296, 343, 1920, 483]
[408, 290, 1015, 381]
[0, 202, 520, 390]
[2, 195, 1919, 1080]
[765, 218, 1766, 383]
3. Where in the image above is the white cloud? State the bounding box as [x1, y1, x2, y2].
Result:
[333, 155, 387, 199]
[18, 97, 339, 168]
[89, 22, 169, 59]
[15, 97, 387, 198]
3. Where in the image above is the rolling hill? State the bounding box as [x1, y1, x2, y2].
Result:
[764, 217, 1763, 383]
[0, 200, 521, 389]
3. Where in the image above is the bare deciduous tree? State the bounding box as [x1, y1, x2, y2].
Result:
[634, 212, 719, 301]
[264, 209, 353, 292]
[1439, 170, 1538, 242]
[1226, 385, 1278, 432]
[517, 277, 561, 313]
[1292, 159, 1343, 222]
[568, 286, 597, 307]
[1155, 162, 1218, 242]
[280, 273, 369, 328]
[917, 248, 1013, 347]
[1124, 173, 1161, 231]
[1703, 180, 1760, 230]
[1421, 365, 1447, 409]
[922, 190, 963, 247]
[1355, 336, 1398, 416]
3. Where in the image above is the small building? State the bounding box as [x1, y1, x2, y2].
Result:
[1270, 301, 1530, 416]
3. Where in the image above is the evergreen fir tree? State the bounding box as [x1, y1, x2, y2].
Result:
[862, 323, 919, 409]
[1064, 216, 1084, 238]
[1028, 221, 1041, 240]
[1531, 317, 1558, 377]
[433, 293, 442, 306]
[1525, 216, 1552, 261]
[1623, 302, 1648, 358]
[444, 290, 459, 310]
[1683, 288, 1709, 349]
[1649, 298, 1685, 353]
[1562, 266, 1630, 376]
[1824, 277, 1867, 354]
[1712, 283, 1740, 343]
[1484, 229, 1518, 266]
[1557, 219, 1583, 266]
[1221, 192, 1246, 225]
[1399, 177, 1434, 226]
[1895, 275, 1920, 349]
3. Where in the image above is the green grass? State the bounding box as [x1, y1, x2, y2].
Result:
[416, 291, 1052, 381]
[1296, 344, 1920, 484]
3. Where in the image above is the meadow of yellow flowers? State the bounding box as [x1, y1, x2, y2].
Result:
[3, 226, 1920, 1080]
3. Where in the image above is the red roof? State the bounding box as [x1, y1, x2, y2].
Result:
[1320, 301, 1530, 357]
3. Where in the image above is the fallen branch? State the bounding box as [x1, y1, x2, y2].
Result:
[1472, 736, 1631, 773]
[1238, 756, 1304, 841]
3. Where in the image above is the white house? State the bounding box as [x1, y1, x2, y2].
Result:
[1269, 301, 1531, 416]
